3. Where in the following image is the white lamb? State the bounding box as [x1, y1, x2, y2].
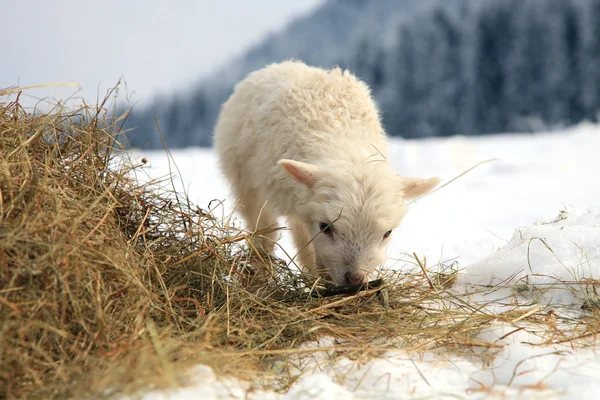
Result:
[213, 60, 440, 285]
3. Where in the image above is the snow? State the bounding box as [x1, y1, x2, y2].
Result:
[131, 122, 600, 399]
[457, 209, 600, 306]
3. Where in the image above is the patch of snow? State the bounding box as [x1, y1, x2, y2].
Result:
[457, 207, 600, 306]
[283, 373, 352, 400]
[127, 365, 250, 400]
[470, 323, 600, 399]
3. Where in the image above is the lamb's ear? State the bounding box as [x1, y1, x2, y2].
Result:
[278, 159, 322, 189]
[399, 176, 441, 199]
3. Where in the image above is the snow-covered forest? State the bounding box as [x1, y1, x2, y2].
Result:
[124, 0, 600, 149]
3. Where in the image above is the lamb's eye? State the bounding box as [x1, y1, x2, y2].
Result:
[383, 230, 392, 240]
[319, 222, 333, 236]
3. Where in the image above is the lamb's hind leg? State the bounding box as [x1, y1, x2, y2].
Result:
[237, 191, 280, 256]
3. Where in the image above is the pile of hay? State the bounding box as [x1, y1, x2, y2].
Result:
[2, 86, 598, 399]
[0, 87, 217, 398]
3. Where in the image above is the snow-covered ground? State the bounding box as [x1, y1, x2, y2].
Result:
[133, 123, 600, 399]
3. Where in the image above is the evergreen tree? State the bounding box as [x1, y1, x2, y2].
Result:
[427, 7, 462, 136]
[353, 38, 385, 91]
[563, 0, 585, 123]
[472, 0, 515, 133]
[582, 0, 600, 118]
[383, 25, 420, 137]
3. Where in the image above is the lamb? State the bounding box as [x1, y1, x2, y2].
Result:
[213, 60, 440, 286]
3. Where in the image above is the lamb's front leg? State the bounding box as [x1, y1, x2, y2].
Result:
[237, 193, 280, 256]
[287, 217, 329, 281]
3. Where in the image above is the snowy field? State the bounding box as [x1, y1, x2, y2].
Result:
[132, 123, 600, 399]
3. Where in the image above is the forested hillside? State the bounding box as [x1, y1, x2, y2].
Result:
[124, 0, 600, 148]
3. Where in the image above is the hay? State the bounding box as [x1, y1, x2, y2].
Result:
[1, 86, 599, 399]
[0, 88, 208, 398]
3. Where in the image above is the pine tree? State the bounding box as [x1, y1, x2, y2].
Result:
[428, 7, 462, 136]
[583, 0, 600, 119]
[384, 24, 421, 137]
[563, 0, 585, 123]
[472, 0, 515, 133]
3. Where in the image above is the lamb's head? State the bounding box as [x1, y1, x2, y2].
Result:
[279, 159, 440, 285]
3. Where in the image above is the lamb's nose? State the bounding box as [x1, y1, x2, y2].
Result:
[345, 272, 364, 285]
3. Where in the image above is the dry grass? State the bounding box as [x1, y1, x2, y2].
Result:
[1, 86, 599, 399]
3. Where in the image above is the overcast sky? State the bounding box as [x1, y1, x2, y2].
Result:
[3, 0, 324, 106]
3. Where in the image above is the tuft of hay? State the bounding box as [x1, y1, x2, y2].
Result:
[2, 86, 599, 399]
